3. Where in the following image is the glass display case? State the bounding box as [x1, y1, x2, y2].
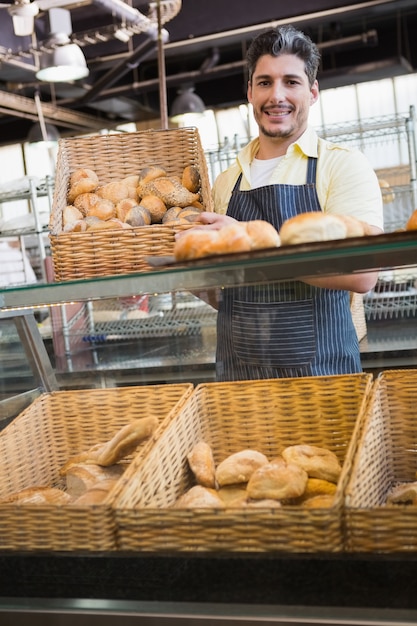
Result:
[1, 231, 417, 624]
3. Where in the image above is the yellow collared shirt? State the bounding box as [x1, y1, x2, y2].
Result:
[212, 126, 384, 230]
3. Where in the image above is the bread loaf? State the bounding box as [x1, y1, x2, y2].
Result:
[138, 195, 167, 223]
[138, 176, 200, 208]
[60, 416, 158, 473]
[182, 165, 200, 193]
[71, 478, 119, 506]
[64, 462, 126, 498]
[279, 212, 347, 245]
[247, 459, 308, 500]
[281, 444, 342, 483]
[187, 441, 216, 488]
[173, 220, 280, 261]
[215, 449, 269, 487]
[174, 485, 225, 509]
[0, 486, 72, 505]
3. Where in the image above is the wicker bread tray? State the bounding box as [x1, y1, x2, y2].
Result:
[0, 383, 193, 552]
[113, 374, 372, 553]
[344, 369, 417, 552]
[49, 127, 213, 281]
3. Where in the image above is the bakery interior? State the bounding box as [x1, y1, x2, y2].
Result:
[1, 0, 417, 624]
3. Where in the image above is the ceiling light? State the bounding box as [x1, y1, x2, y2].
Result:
[27, 122, 60, 143]
[36, 33, 89, 82]
[170, 86, 205, 120]
[9, 1, 39, 37]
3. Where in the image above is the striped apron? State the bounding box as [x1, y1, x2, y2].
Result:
[215, 157, 362, 381]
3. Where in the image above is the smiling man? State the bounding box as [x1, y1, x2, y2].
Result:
[198, 25, 384, 381]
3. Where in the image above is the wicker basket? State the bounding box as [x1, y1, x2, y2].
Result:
[49, 127, 213, 281]
[344, 369, 417, 552]
[0, 383, 193, 552]
[113, 374, 372, 553]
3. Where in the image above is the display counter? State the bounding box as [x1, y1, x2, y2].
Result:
[1, 231, 417, 624]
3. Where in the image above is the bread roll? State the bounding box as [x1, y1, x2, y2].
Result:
[115, 198, 139, 221]
[247, 460, 308, 500]
[138, 195, 167, 223]
[174, 485, 225, 509]
[137, 165, 167, 191]
[386, 481, 417, 505]
[138, 176, 200, 208]
[60, 416, 158, 472]
[0, 486, 72, 505]
[86, 198, 116, 221]
[63, 205, 83, 226]
[244, 498, 282, 508]
[74, 192, 102, 216]
[96, 181, 132, 204]
[281, 444, 342, 483]
[177, 207, 204, 223]
[302, 477, 338, 498]
[125, 205, 152, 227]
[71, 479, 118, 506]
[302, 494, 335, 508]
[182, 165, 201, 193]
[406, 209, 417, 231]
[64, 463, 125, 498]
[214, 222, 253, 254]
[215, 449, 269, 487]
[217, 484, 248, 506]
[63, 219, 88, 233]
[70, 168, 99, 187]
[245, 220, 281, 249]
[162, 206, 183, 223]
[187, 441, 216, 488]
[174, 229, 220, 261]
[67, 178, 98, 204]
[279, 212, 347, 245]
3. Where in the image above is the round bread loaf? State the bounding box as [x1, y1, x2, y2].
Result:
[67, 178, 98, 204]
[96, 181, 132, 204]
[70, 168, 99, 187]
[125, 205, 152, 226]
[115, 198, 139, 221]
[281, 444, 342, 483]
[279, 212, 347, 245]
[182, 165, 201, 193]
[162, 206, 183, 223]
[174, 485, 225, 509]
[86, 198, 115, 221]
[247, 459, 308, 500]
[215, 449, 269, 486]
[138, 194, 167, 223]
[246, 220, 281, 249]
[74, 192, 102, 216]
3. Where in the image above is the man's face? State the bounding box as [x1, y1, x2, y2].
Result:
[247, 53, 319, 143]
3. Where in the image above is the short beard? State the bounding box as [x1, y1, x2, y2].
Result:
[258, 123, 294, 139]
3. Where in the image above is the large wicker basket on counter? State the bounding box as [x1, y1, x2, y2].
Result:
[49, 127, 213, 281]
[0, 383, 193, 552]
[113, 374, 372, 553]
[344, 369, 417, 552]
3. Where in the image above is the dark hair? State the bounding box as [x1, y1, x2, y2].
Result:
[246, 25, 321, 87]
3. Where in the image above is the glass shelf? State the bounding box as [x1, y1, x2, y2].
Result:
[0, 230, 416, 311]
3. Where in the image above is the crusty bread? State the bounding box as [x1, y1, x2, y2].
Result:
[217, 484, 248, 506]
[182, 165, 201, 193]
[86, 198, 116, 221]
[138, 194, 167, 223]
[138, 176, 200, 208]
[173, 219, 280, 261]
[302, 494, 335, 508]
[70, 168, 99, 187]
[174, 485, 225, 509]
[96, 181, 132, 204]
[247, 459, 308, 500]
[67, 177, 98, 204]
[334, 214, 366, 238]
[187, 441, 216, 488]
[63, 205, 84, 226]
[60, 416, 159, 473]
[0, 486, 72, 505]
[386, 481, 417, 505]
[279, 212, 347, 245]
[71, 479, 118, 506]
[124, 205, 152, 227]
[64, 463, 126, 498]
[281, 444, 342, 483]
[215, 449, 269, 487]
